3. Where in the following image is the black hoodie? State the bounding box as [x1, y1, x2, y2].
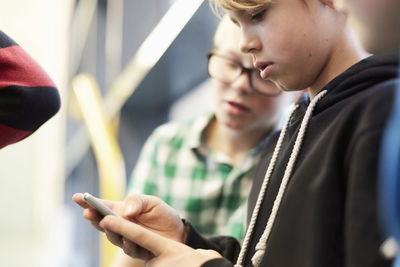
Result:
[186, 54, 399, 267]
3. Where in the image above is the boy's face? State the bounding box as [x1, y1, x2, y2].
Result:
[337, 0, 400, 53]
[227, 0, 344, 92]
[211, 18, 293, 132]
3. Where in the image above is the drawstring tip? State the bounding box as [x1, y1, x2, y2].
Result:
[251, 250, 265, 267]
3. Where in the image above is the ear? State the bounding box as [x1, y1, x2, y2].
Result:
[320, 0, 336, 9]
[322, 0, 350, 15]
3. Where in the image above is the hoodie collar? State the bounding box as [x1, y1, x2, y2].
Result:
[298, 54, 399, 116]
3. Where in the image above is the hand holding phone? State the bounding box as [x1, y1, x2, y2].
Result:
[81, 192, 149, 259]
[83, 192, 118, 217]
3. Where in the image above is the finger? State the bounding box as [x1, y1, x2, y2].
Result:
[122, 238, 153, 260]
[83, 207, 103, 222]
[123, 194, 162, 218]
[100, 215, 174, 257]
[72, 193, 90, 208]
[122, 237, 137, 256]
[105, 230, 123, 247]
[123, 193, 148, 217]
[196, 249, 222, 258]
[90, 221, 105, 232]
[73, 193, 102, 221]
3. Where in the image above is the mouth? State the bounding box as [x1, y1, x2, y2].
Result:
[254, 61, 274, 80]
[225, 101, 250, 115]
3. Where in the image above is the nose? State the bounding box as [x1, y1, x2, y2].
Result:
[230, 71, 253, 94]
[239, 28, 261, 55]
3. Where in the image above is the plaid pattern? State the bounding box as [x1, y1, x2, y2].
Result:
[128, 113, 267, 242]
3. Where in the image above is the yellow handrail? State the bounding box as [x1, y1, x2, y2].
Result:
[72, 73, 126, 267]
[70, 1, 205, 265]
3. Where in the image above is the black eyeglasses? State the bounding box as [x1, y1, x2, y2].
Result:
[207, 52, 281, 97]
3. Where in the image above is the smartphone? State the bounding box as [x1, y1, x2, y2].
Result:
[83, 192, 118, 217]
[82, 192, 147, 254]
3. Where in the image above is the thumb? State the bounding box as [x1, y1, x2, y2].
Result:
[196, 248, 222, 258]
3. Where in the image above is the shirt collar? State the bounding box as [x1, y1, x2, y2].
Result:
[186, 112, 214, 152]
[187, 112, 271, 166]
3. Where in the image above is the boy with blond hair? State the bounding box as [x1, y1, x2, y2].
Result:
[109, 15, 298, 267]
[74, 0, 399, 266]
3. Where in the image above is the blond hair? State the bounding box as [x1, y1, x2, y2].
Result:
[209, 0, 272, 17]
[213, 15, 235, 45]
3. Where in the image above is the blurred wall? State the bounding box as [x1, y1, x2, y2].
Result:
[65, 1, 219, 265]
[119, 1, 219, 176]
[0, 0, 219, 266]
[0, 0, 71, 266]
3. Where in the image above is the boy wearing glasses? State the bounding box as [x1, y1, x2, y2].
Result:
[127, 15, 297, 241]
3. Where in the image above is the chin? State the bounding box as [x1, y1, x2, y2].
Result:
[224, 120, 246, 131]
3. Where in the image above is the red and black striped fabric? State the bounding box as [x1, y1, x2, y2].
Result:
[0, 31, 60, 149]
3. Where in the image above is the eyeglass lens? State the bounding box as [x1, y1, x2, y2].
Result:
[208, 54, 281, 96]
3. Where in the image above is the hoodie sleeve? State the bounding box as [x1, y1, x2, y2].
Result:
[201, 258, 234, 267]
[0, 30, 60, 149]
[344, 81, 396, 267]
[185, 221, 240, 264]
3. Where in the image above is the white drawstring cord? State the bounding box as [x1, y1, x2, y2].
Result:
[234, 104, 299, 267]
[234, 90, 327, 267]
[251, 90, 327, 266]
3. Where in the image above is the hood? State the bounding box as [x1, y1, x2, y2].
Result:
[238, 54, 399, 267]
[316, 54, 399, 113]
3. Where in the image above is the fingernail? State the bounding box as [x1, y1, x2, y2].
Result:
[125, 205, 134, 216]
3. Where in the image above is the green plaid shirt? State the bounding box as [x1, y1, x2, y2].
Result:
[128, 113, 268, 242]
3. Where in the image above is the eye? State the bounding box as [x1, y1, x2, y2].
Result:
[230, 18, 240, 27]
[250, 9, 266, 22]
[224, 59, 241, 71]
